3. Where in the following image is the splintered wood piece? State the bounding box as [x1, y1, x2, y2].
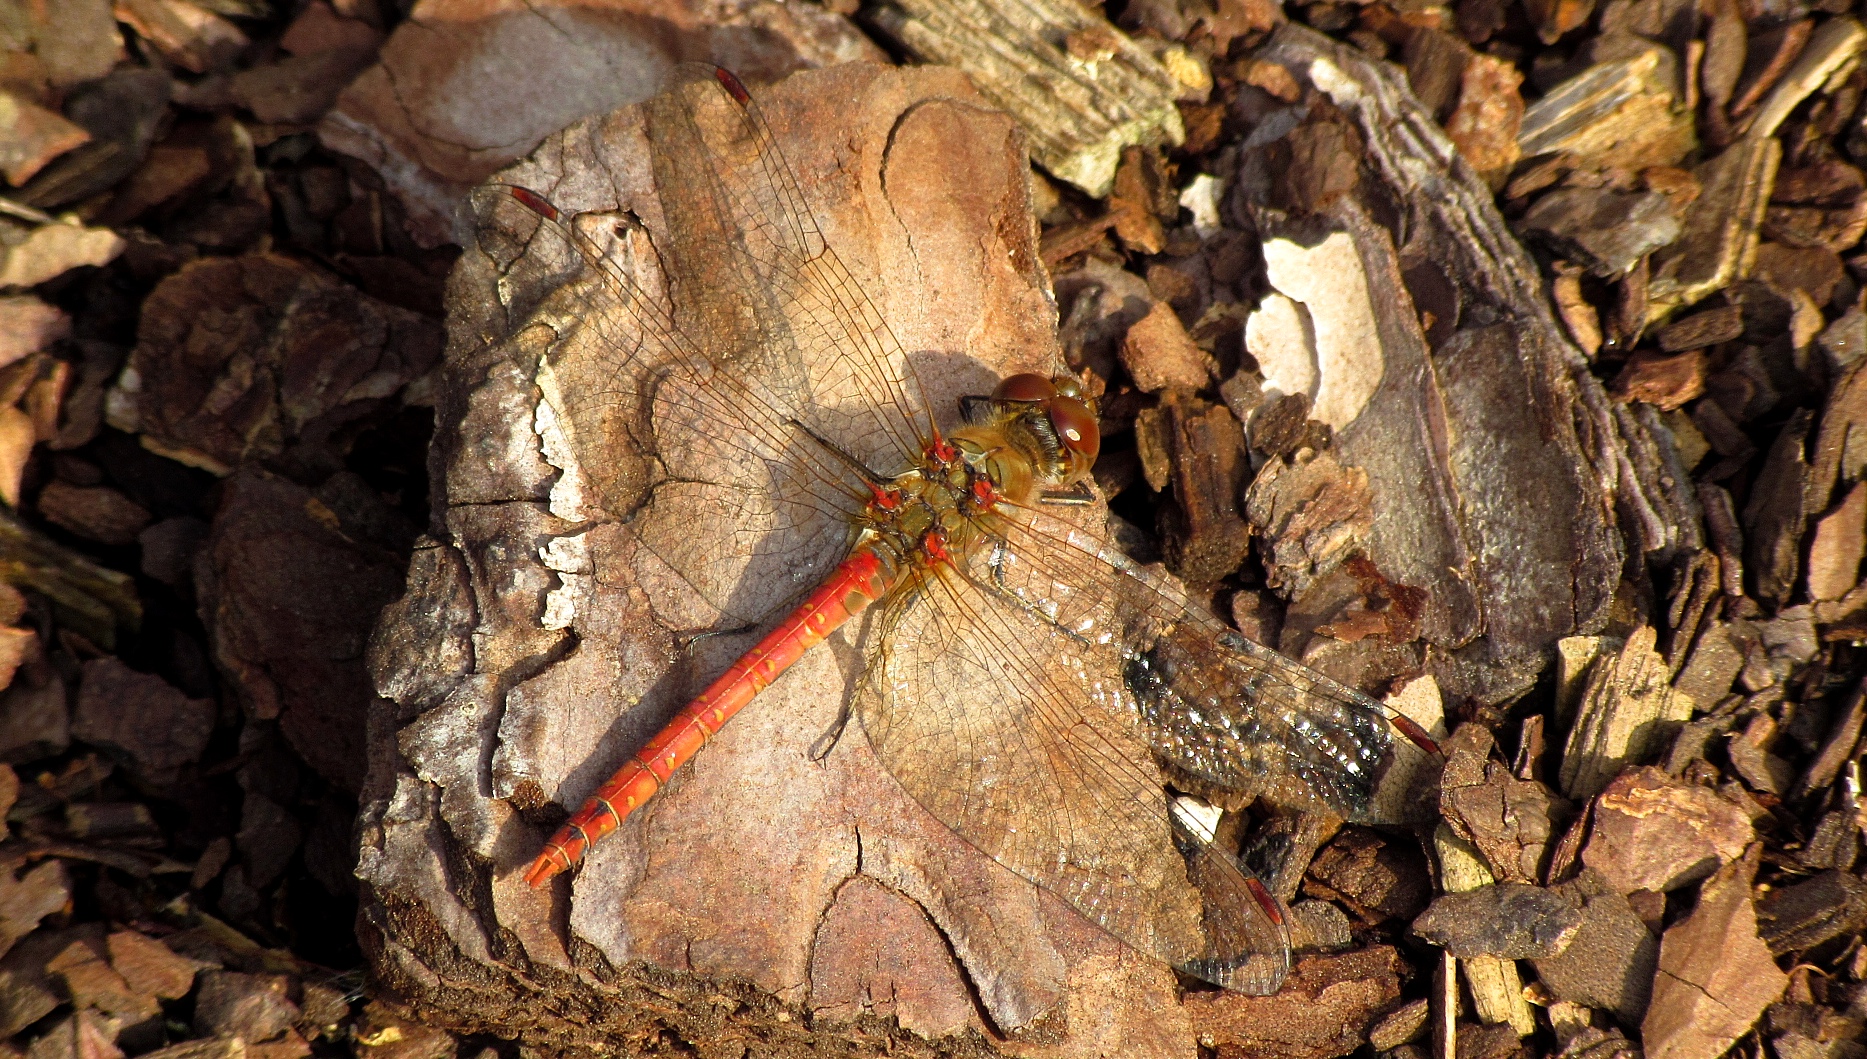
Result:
[1558, 626, 1693, 801]
[1744, 409, 1814, 607]
[1740, 17, 1867, 144]
[864, 0, 1186, 197]
[1645, 132, 1780, 324]
[1515, 50, 1695, 173]
[1795, 679, 1866, 798]
[1755, 869, 1867, 955]
[1810, 359, 1867, 515]
[1432, 825, 1537, 1036]
[1648, 19, 1864, 323]
[0, 508, 139, 651]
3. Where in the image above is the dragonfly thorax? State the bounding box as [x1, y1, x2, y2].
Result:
[854, 373, 1100, 577]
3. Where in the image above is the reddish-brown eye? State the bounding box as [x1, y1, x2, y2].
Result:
[1048, 395, 1100, 463]
[1050, 374, 1086, 401]
[994, 373, 1056, 402]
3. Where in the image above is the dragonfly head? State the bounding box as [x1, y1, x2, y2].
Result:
[984, 373, 1100, 488]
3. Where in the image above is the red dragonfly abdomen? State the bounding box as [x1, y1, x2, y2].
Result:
[523, 546, 895, 887]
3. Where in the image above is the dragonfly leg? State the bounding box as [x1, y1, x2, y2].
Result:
[1037, 481, 1097, 506]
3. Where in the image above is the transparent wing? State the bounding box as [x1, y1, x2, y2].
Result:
[467, 65, 937, 623]
[860, 558, 1293, 994]
[980, 502, 1442, 826]
[645, 65, 936, 474]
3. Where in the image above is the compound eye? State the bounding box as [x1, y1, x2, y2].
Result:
[1050, 374, 1086, 401]
[1048, 395, 1100, 464]
[994, 373, 1056, 402]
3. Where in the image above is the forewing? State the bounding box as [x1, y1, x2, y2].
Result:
[471, 187, 870, 624]
[644, 66, 936, 475]
[859, 560, 1292, 994]
[985, 502, 1441, 825]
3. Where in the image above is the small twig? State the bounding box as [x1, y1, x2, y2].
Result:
[0, 196, 59, 226]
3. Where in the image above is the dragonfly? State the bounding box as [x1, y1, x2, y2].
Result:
[481, 64, 1440, 996]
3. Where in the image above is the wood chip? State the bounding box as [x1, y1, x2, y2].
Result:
[0, 928, 70, 1037]
[1147, 393, 1252, 584]
[36, 482, 153, 547]
[24, 1008, 125, 1059]
[0, 90, 91, 186]
[0, 508, 140, 650]
[0, 863, 69, 961]
[16, 69, 171, 212]
[230, 48, 378, 126]
[866, 0, 1185, 198]
[1439, 724, 1572, 885]
[1656, 304, 1745, 351]
[1755, 869, 1867, 955]
[1182, 946, 1405, 1059]
[1580, 766, 1758, 893]
[1743, 409, 1813, 606]
[193, 970, 301, 1041]
[1119, 300, 1212, 392]
[114, 0, 251, 74]
[0, 408, 34, 511]
[1794, 680, 1866, 799]
[1369, 997, 1431, 1051]
[1412, 882, 1583, 958]
[1106, 145, 1172, 255]
[1613, 349, 1708, 410]
[1730, 18, 1814, 120]
[110, 253, 442, 475]
[1642, 846, 1788, 1059]
[0, 297, 70, 370]
[1646, 133, 1780, 324]
[1244, 447, 1373, 601]
[71, 658, 214, 788]
[46, 930, 160, 1023]
[0, 223, 125, 289]
[106, 931, 203, 1001]
[1551, 263, 1604, 356]
[1745, 17, 1867, 143]
[1726, 712, 1794, 795]
[1752, 242, 1846, 305]
[1516, 50, 1695, 173]
[1305, 827, 1431, 922]
[1558, 627, 1693, 800]
[1518, 188, 1680, 277]
[1531, 868, 1659, 1026]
